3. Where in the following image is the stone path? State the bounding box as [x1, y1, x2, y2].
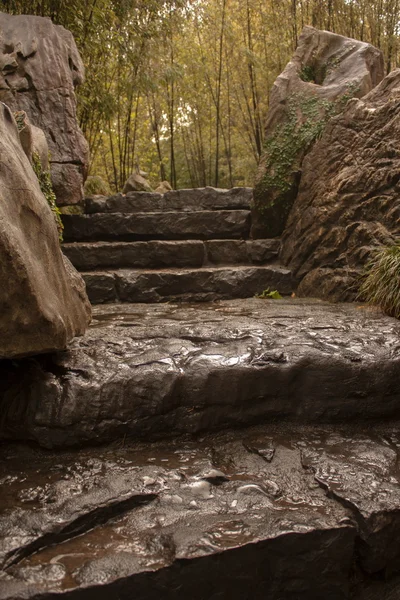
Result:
[4, 186, 400, 598]
[2, 422, 400, 599]
[62, 188, 294, 303]
[1, 299, 400, 598]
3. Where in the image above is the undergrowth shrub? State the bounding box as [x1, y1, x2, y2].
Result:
[359, 245, 400, 318]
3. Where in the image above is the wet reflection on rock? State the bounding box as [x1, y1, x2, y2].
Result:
[2, 422, 400, 598]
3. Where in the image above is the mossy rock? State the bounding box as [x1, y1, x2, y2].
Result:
[252, 88, 360, 238]
[84, 175, 110, 197]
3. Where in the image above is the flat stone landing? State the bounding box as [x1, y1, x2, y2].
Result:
[2, 423, 400, 599]
[1, 299, 400, 448]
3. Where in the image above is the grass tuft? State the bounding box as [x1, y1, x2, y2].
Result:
[358, 244, 400, 318]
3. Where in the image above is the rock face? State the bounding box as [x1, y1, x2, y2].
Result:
[280, 69, 400, 301]
[1, 298, 400, 448]
[252, 26, 384, 238]
[2, 423, 400, 599]
[0, 12, 89, 206]
[0, 102, 91, 358]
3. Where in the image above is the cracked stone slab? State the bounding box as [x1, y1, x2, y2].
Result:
[1, 299, 400, 448]
[62, 210, 251, 242]
[2, 424, 400, 598]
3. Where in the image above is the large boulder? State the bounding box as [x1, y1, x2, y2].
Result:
[280, 69, 400, 301]
[0, 102, 91, 358]
[252, 26, 384, 238]
[0, 12, 89, 206]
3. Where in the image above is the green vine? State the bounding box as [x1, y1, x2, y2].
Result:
[32, 152, 64, 242]
[256, 82, 360, 212]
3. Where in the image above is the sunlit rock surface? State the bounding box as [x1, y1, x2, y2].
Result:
[1, 299, 400, 446]
[1, 423, 400, 598]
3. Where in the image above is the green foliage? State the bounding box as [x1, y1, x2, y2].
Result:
[358, 244, 400, 318]
[255, 288, 283, 299]
[299, 65, 316, 83]
[256, 80, 361, 213]
[32, 152, 64, 243]
[260, 94, 336, 199]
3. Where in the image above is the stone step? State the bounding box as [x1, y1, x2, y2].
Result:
[81, 265, 293, 304]
[86, 186, 252, 214]
[1, 299, 399, 449]
[62, 239, 280, 271]
[62, 210, 251, 242]
[2, 421, 400, 599]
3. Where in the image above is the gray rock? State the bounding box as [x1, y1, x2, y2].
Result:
[0, 13, 89, 206]
[1, 299, 400, 446]
[154, 180, 173, 193]
[62, 210, 251, 242]
[123, 172, 153, 193]
[3, 423, 400, 598]
[62, 239, 279, 271]
[280, 69, 400, 301]
[82, 265, 293, 303]
[252, 26, 384, 238]
[0, 102, 91, 358]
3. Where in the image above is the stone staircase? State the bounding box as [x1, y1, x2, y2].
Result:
[2, 299, 400, 600]
[5, 189, 400, 600]
[62, 187, 294, 304]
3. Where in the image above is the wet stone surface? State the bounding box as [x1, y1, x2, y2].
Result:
[1, 299, 400, 448]
[1, 424, 400, 598]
